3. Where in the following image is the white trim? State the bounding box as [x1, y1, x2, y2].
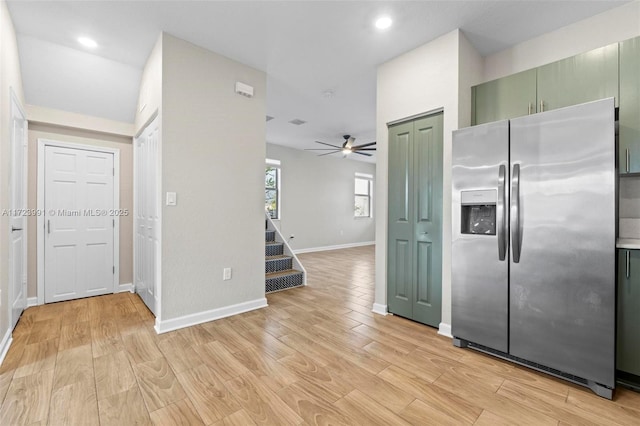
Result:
[27, 297, 38, 308]
[372, 303, 388, 316]
[387, 107, 444, 127]
[355, 172, 374, 179]
[37, 139, 120, 305]
[294, 241, 375, 254]
[118, 283, 134, 293]
[437, 322, 453, 339]
[0, 330, 13, 367]
[154, 297, 268, 334]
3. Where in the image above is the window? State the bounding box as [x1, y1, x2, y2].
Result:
[265, 159, 280, 219]
[354, 173, 373, 218]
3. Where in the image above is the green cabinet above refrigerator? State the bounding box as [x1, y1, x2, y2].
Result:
[472, 69, 536, 126]
[537, 43, 618, 112]
[620, 36, 640, 175]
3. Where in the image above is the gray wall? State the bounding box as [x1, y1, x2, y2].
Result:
[266, 143, 375, 252]
[161, 34, 267, 320]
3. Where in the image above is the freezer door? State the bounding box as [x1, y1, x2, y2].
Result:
[509, 98, 616, 388]
[452, 120, 509, 352]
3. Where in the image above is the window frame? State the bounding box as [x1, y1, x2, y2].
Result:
[354, 173, 373, 218]
[265, 159, 281, 220]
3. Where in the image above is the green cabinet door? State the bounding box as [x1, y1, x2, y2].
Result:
[473, 69, 537, 125]
[388, 114, 443, 327]
[618, 249, 640, 376]
[537, 43, 618, 112]
[619, 36, 640, 174]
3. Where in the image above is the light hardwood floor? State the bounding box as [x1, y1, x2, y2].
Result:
[0, 245, 638, 425]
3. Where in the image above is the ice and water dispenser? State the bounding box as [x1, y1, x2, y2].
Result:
[460, 190, 497, 235]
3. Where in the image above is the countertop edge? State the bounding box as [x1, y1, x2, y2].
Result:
[616, 238, 640, 249]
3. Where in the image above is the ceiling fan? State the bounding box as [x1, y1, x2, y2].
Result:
[306, 135, 376, 157]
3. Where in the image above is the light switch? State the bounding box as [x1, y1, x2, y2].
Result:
[166, 192, 177, 206]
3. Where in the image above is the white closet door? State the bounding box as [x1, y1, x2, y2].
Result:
[44, 146, 115, 303]
[9, 96, 27, 329]
[135, 116, 160, 315]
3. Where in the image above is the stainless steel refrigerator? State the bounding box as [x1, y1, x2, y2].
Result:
[451, 98, 616, 399]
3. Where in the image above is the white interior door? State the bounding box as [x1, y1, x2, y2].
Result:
[44, 146, 115, 303]
[134, 116, 159, 315]
[9, 93, 27, 330]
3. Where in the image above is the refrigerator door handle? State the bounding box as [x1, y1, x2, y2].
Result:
[497, 164, 507, 261]
[511, 164, 521, 263]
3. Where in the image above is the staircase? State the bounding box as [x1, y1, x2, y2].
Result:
[265, 222, 305, 293]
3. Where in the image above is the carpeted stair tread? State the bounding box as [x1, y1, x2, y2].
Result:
[265, 240, 283, 246]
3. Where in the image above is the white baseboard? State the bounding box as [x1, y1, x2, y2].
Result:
[438, 322, 452, 339]
[371, 303, 388, 316]
[294, 241, 375, 254]
[118, 282, 134, 293]
[154, 297, 268, 334]
[0, 329, 13, 367]
[26, 284, 132, 308]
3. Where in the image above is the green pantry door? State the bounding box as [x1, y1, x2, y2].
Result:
[388, 113, 443, 327]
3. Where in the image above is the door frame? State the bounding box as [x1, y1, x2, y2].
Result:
[36, 139, 120, 305]
[133, 112, 162, 321]
[9, 88, 28, 328]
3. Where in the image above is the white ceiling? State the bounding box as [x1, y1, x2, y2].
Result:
[7, 1, 629, 163]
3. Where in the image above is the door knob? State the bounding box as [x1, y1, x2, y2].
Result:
[11, 227, 22, 232]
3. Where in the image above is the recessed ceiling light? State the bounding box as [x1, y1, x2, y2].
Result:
[77, 37, 98, 49]
[375, 16, 392, 30]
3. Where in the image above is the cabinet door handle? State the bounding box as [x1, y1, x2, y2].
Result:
[626, 149, 630, 173]
[539, 100, 544, 112]
[527, 103, 532, 115]
[626, 250, 630, 279]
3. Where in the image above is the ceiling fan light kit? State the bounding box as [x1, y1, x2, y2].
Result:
[305, 134, 376, 157]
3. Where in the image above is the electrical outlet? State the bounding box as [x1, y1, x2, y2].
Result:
[223, 268, 232, 280]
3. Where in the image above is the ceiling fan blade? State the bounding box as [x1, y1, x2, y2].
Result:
[353, 151, 373, 157]
[315, 141, 343, 149]
[318, 151, 340, 156]
[354, 148, 377, 151]
[353, 141, 376, 149]
[305, 148, 346, 151]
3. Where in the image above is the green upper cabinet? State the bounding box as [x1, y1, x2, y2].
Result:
[537, 43, 619, 112]
[620, 36, 640, 174]
[472, 69, 536, 125]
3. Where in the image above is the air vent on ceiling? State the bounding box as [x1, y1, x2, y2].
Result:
[266, 115, 274, 122]
[288, 119, 307, 126]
